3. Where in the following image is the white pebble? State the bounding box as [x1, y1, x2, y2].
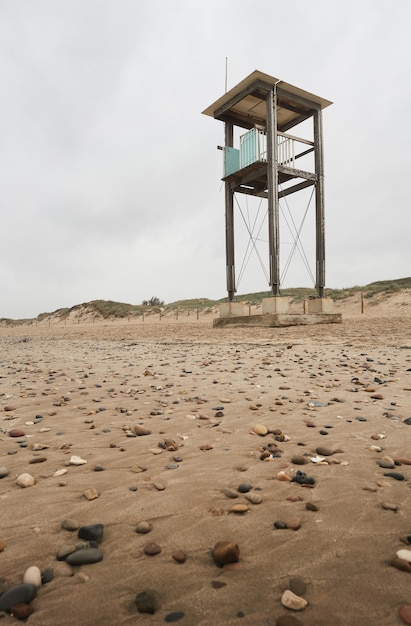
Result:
[16, 473, 35, 488]
[397, 549, 411, 562]
[23, 565, 42, 587]
[69, 455, 87, 465]
[281, 589, 308, 611]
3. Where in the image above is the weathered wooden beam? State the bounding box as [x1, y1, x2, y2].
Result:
[278, 165, 317, 181]
[278, 180, 315, 198]
[234, 187, 268, 199]
[214, 80, 273, 119]
[277, 87, 321, 113]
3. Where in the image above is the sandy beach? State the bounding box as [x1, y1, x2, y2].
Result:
[1, 304, 411, 625]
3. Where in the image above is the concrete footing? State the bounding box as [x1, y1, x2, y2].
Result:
[219, 302, 245, 317]
[262, 297, 290, 314]
[213, 312, 342, 328]
[306, 298, 334, 314]
[214, 298, 342, 328]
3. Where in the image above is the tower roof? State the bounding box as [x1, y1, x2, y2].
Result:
[202, 70, 332, 131]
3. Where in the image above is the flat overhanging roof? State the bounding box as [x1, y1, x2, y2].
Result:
[202, 70, 332, 131]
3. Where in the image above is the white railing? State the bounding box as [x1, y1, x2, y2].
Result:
[239, 128, 300, 169]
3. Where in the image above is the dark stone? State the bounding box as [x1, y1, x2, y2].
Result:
[404, 418, 411, 425]
[291, 471, 315, 485]
[66, 548, 103, 565]
[289, 576, 307, 596]
[41, 567, 54, 584]
[78, 524, 104, 543]
[165, 612, 185, 623]
[306, 502, 319, 512]
[383, 472, 406, 481]
[211, 580, 227, 589]
[135, 591, 156, 614]
[319, 430, 329, 435]
[0, 584, 37, 612]
[274, 520, 287, 529]
[237, 483, 252, 493]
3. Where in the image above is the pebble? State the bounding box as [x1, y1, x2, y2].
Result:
[222, 488, 238, 499]
[144, 542, 162, 556]
[383, 472, 405, 481]
[136, 521, 152, 534]
[134, 424, 151, 436]
[237, 483, 252, 493]
[165, 612, 185, 623]
[396, 549, 411, 562]
[66, 548, 103, 565]
[62, 519, 80, 531]
[252, 424, 268, 436]
[289, 576, 307, 596]
[291, 455, 309, 465]
[212, 541, 240, 566]
[78, 524, 104, 543]
[0, 540, 6, 552]
[22, 566, 42, 587]
[391, 557, 411, 572]
[172, 550, 187, 563]
[10, 602, 34, 619]
[381, 502, 398, 512]
[16, 473, 35, 488]
[135, 591, 156, 614]
[399, 604, 411, 624]
[229, 503, 249, 514]
[84, 488, 100, 500]
[245, 492, 262, 504]
[306, 502, 319, 511]
[69, 455, 87, 465]
[281, 589, 308, 611]
[316, 446, 333, 456]
[41, 567, 54, 584]
[0, 467, 9, 478]
[0, 584, 37, 611]
[56, 544, 77, 560]
[285, 518, 301, 531]
[8, 428, 25, 438]
[276, 471, 292, 482]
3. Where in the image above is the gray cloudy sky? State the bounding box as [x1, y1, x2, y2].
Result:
[1, 0, 410, 318]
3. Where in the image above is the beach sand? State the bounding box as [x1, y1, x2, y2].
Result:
[1, 303, 411, 625]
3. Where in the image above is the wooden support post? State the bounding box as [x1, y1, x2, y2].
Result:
[314, 107, 325, 297]
[266, 85, 280, 296]
[361, 292, 364, 314]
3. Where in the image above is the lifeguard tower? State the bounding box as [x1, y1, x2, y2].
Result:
[202, 70, 341, 327]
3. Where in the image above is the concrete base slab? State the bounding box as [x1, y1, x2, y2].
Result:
[213, 313, 342, 328]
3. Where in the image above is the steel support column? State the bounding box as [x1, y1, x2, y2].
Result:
[224, 121, 235, 301]
[313, 108, 325, 297]
[266, 86, 280, 295]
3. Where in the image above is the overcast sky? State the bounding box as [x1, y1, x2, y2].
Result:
[1, 0, 410, 318]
